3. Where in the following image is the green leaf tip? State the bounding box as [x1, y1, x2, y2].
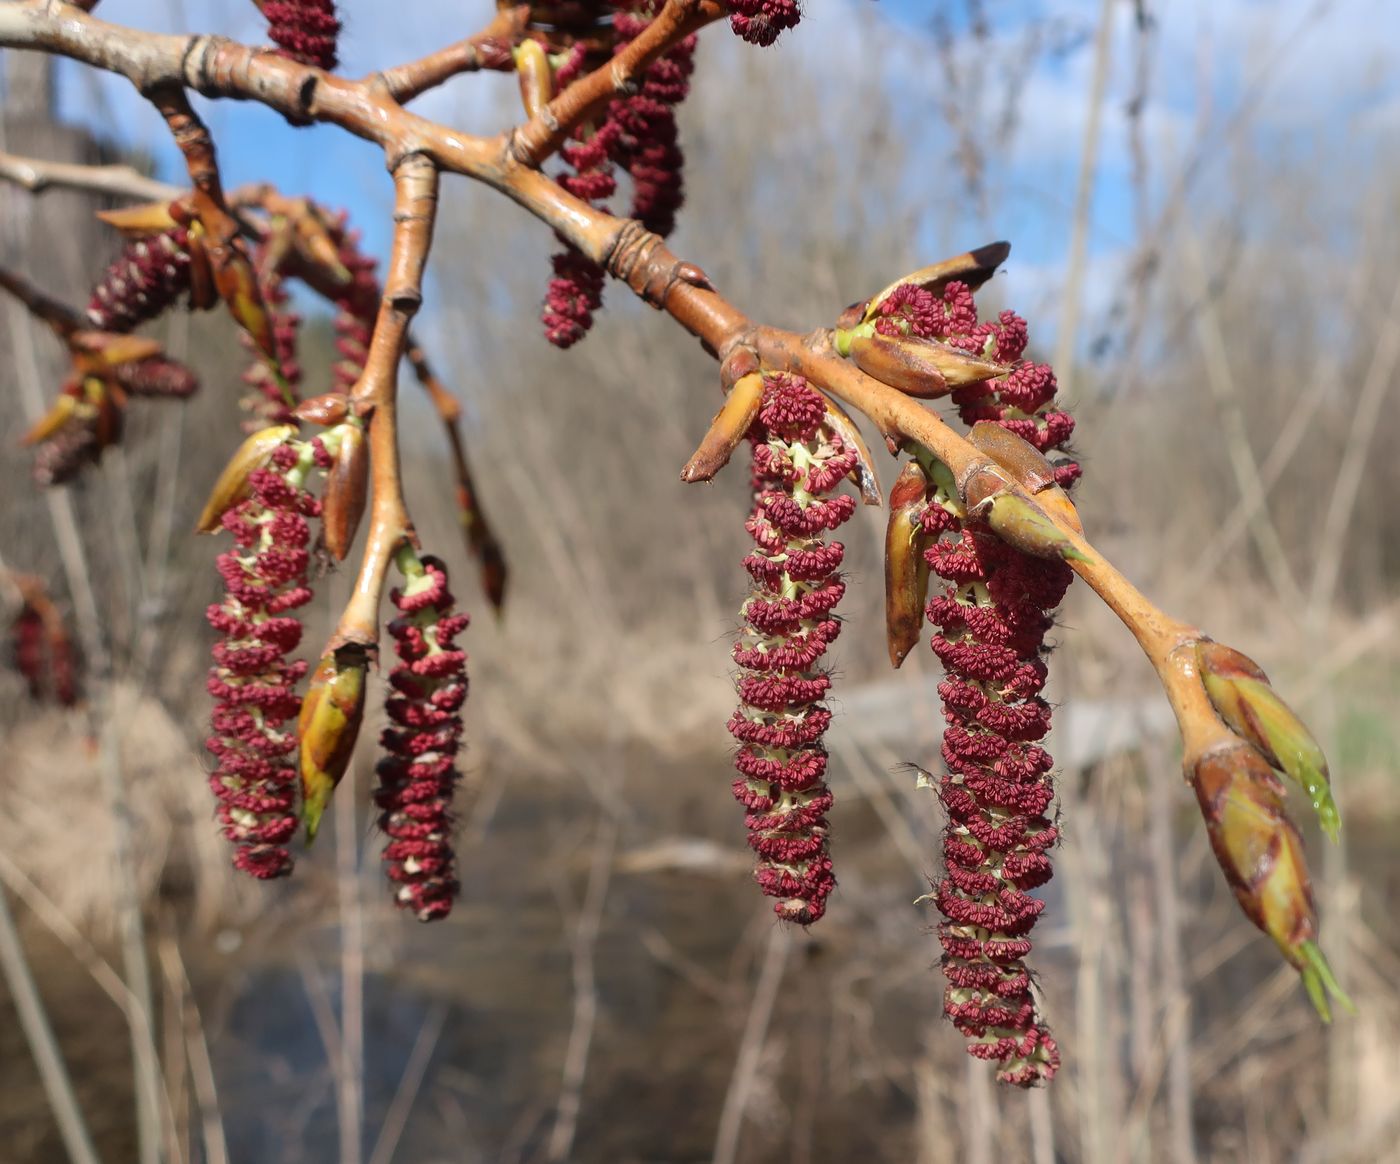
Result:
[1298, 940, 1354, 1023]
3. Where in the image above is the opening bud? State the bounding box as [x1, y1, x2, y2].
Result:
[95, 199, 183, 238]
[818, 393, 883, 506]
[962, 469, 1090, 563]
[968, 421, 1082, 533]
[1196, 641, 1338, 840]
[681, 371, 765, 483]
[860, 242, 1011, 324]
[210, 242, 279, 367]
[293, 392, 351, 426]
[1191, 743, 1351, 1019]
[848, 332, 951, 398]
[514, 39, 554, 119]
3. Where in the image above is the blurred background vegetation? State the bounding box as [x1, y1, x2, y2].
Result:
[2, 1, 1399, 1161]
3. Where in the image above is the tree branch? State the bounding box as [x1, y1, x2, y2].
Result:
[329, 153, 439, 651]
[0, 0, 1251, 765]
[372, 4, 527, 105]
[0, 149, 181, 202]
[506, 0, 725, 167]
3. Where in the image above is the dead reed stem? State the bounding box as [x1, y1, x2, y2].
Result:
[546, 816, 617, 1163]
[0, 884, 102, 1164]
[4, 242, 165, 1164]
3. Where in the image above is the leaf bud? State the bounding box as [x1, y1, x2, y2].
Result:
[1191, 743, 1351, 1019]
[293, 392, 351, 426]
[681, 371, 765, 483]
[298, 645, 369, 842]
[885, 461, 932, 668]
[1196, 641, 1338, 840]
[320, 424, 368, 561]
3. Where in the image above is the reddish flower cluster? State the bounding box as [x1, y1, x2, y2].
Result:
[902, 283, 1079, 1085]
[375, 556, 469, 922]
[111, 356, 199, 399]
[205, 440, 321, 879]
[32, 413, 102, 486]
[263, 0, 341, 71]
[727, 0, 802, 46]
[729, 373, 856, 924]
[875, 282, 1078, 482]
[543, 118, 620, 348]
[8, 590, 79, 707]
[86, 227, 193, 333]
[537, 2, 696, 347]
[610, 6, 696, 239]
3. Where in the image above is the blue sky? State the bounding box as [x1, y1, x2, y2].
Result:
[32, 0, 1400, 341]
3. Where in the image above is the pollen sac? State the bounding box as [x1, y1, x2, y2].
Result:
[728, 372, 857, 926]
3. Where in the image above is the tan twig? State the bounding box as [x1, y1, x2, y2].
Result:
[0, 147, 180, 201]
[335, 764, 365, 1164]
[404, 340, 508, 611]
[1307, 266, 1400, 626]
[373, 6, 526, 104]
[1184, 232, 1303, 607]
[329, 153, 438, 651]
[5, 252, 165, 1164]
[508, 0, 725, 167]
[1050, 0, 1115, 394]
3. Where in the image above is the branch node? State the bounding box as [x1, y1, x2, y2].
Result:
[181, 35, 228, 95]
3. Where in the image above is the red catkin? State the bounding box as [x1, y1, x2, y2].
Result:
[374, 555, 469, 922]
[326, 213, 382, 392]
[264, 0, 341, 72]
[727, 0, 803, 46]
[204, 441, 318, 879]
[86, 228, 193, 333]
[910, 283, 1080, 1086]
[729, 372, 856, 925]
